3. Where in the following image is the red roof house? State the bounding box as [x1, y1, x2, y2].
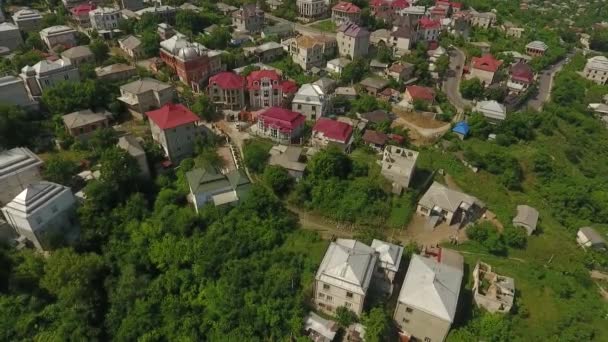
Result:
[362, 130, 389, 148]
[208, 72, 246, 110]
[247, 69, 282, 90]
[312, 118, 354, 151]
[257, 107, 306, 142]
[471, 54, 503, 73]
[509, 61, 534, 84]
[405, 85, 436, 103]
[332, 1, 361, 13]
[209, 72, 245, 89]
[71, 3, 96, 26]
[419, 17, 441, 29]
[247, 70, 287, 108]
[146, 103, 200, 130]
[280, 80, 299, 95]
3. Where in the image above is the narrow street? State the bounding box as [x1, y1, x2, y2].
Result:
[442, 47, 470, 121]
[265, 13, 337, 38]
[525, 51, 574, 111]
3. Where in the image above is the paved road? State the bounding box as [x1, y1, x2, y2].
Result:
[442, 47, 470, 121]
[265, 13, 337, 38]
[526, 51, 575, 111]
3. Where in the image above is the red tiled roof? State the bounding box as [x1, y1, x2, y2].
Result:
[71, 3, 96, 15]
[146, 103, 199, 130]
[472, 54, 503, 73]
[280, 80, 299, 94]
[510, 61, 534, 83]
[247, 70, 281, 90]
[371, 0, 409, 10]
[333, 1, 361, 13]
[209, 72, 245, 90]
[362, 130, 388, 145]
[451, 2, 463, 8]
[259, 107, 305, 132]
[419, 16, 441, 29]
[338, 22, 369, 38]
[389, 133, 405, 144]
[406, 85, 435, 102]
[313, 118, 353, 143]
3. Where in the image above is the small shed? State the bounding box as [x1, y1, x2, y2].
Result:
[576, 227, 607, 251]
[452, 121, 470, 140]
[512, 205, 539, 235]
[304, 312, 338, 342]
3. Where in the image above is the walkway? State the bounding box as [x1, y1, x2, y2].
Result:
[525, 51, 574, 111]
[442, 47, 470, 121]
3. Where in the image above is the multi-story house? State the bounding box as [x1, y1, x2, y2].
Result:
[525, 40, 548, 57]
[160, 33, 224, 92]
[232, 3, 264, 33]
[118, 0, 144, 11]
[20, 59, 80, 97]
[157, 23, 175, 40]
[135, 5, 177, 23]
[40, 25, 78, 50]
[62, 0, 100, 9]
[95, 63, 137, 82]
[507, 61, 534, 92]
[371, 239, 404, 294]
[146, 103, 203, 163]
[470, 11, 496, 29]
[284, 35, 337, 71]
[331, 1, 361, 25]
[394, 248, 464, 342]
[336, 22, 370, 59]
[314, 239, 378, 317]
[118, 78, 175, 119]
[370, 0, 409, 22]
[1, 181, 78, 251]
[117, 135, 150, 179]
[311, 118, 354, 152]
[296, 0, 327, 21]
[62, 109, 111, 140]
[246, 69, 285, 109]
[118, 35, 144, 59]
[244, 41, 284, 63]
[418, 17, 441, 41]
[255, 107, 306, 144]
[61, 46, 94, 66]
[0, 147, 43, 206]
[12, 8, 43, 32]
[292, 83, 327, 121]
[0, 22, 23, 51]
[381, 145, 419, 194]
[0, 76, 36, 108]
[70, 3, 96, 28]
[468, 53, 503, 86]
[89, 6, 122, 38]
[186, 167, 251, 211]
[208, 71, 246, 110]
[583, 56, 608, 85]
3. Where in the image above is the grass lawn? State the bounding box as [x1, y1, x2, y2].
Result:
[387, 193, 416, 229]
[310, 19, 337, 33]
[280, 229, 330, 296]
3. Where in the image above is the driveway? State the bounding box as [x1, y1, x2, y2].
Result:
[442, 47, 470, 119]
[525, 51, 575, 111]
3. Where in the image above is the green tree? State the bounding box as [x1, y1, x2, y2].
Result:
[89, 39, 109, 64]
[191, 94, 218, 121]
[43, 155, 79, 186]
[503, 225, 527, 248]
[0, 104, 35, 149]
[41, 81, 97, 114]
[175, 10, 207, 35]
[460, 77, 485, 100]
[341, 58, 369, 84]
[263, 165, 294, 197]
[140, 31, 160, 58]
[243, 140, 271, 173]
[306, 147, 352, 180]
[590, 29, 608, 52]
[99, 147, 140, 186]
[361, 307, 389, 342]
[335, 306, 358, 327]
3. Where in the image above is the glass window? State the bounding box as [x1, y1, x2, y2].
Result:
[323, 284, 330, 290]
[346, 292, 353, 298]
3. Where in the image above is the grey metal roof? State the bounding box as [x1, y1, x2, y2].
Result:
[119, 35, 142, 50]
[2, 181, 68, 215]
[0, 147, 43, 179]
[117, 135, 145, 157]
[359, 77, 389, 90]
[62, 109, 108, 129]
[120, 77, 172, 94]
[62, 45, 93, 59]
[418, 181, 484, 212]
[579, 227, 606, 245]
[371, 239, 403, 273]
[513, 205, 539, 233]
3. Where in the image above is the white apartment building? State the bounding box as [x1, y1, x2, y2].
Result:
[40, 25, 78, 50]
[297, 0, 328, 20]
[1, 181, 78, 251]
[336, 22, 370, 59]
[118, 78, 175, 119]
[0, 147, 43, 206]
[89, 7, 122, 37]
[20, 59, 80, 97]
[371, 239, 404, 295]
[291, 83, 327, 121]
[583, 56, 608, 85]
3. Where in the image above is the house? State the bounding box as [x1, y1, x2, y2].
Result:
[345, 323, 366, 342]
[379, 87, 401, 102]
[255, 107, 306, 143]
[118, 35, 144, 59]
[304, 312, 338, 342]
[12, 8, 43, 32]
[576, 227, 607, 251]
[371, 239, 404, 294]
[359, 110, 391, 125]
[583, 56, 608, 85]
[157, 23, 175, 40]
[370, 59, 389, 76]
[247, 70, 289, 109]
[179, 3, 200, 12]
[326, 57, 351, 76]
[0, 76, 36, 108]
[452, 121, 469, 140]
[186, 167, 251, 211]
[117, 135, 150, 178]
[469, 54, 503, 86]
[451, 10, 471, 37]
[332, 1, 361, 25]
[134, 6, 177, 22]
[62, 109, 111, 140]
[1, 181, 78, 251]
[386, 62, 414, 82]
[0, 23, 23, 51]
[507, 61, 534, 92]
[394, 248, 464, 342]
[371, 0, 409, 22]
[146, 103, 203, 162]
[40, 25, 78, 50]
[313, 77, 337, 93]
[370, 28, 391, 47]
[417, 181, 485, 226]
[314, 239, 378, 316]
[95, 63, 137, 81]
[505, 26, 524, 38]
[525, 40, 548, 57]
[232, 3, 264, 34]
[296, 0, 328, 21]
[512, 205, 539, 236]
[70, 3, 96, 28]
[336, 22, 370, 59]
[311, 118, 354, 152]
[359, 77, 389, 96]
[470, 11, 496, 29]
[418, 16, 441, 41]
[118, 78, 175, 119]
[61, 46, 94, 66]
[362, 130, 389, 150]
[159, 33, 224, 92]
[0, 147, 43, 206]
[404, 85, 436, 106]
[261, 22, 294, 39]
[216, 2, 238, 15]
[390, 24, 416, 56]
[335, 86, 358, 100]
[208, 71, 246, 110]
[284, 35, 337, 71]
[381, 145, 418, 194]
[269, 145, 307, 180]
[292, 83, 327, 121]
[244, 41, 284, 62]
[20, 59, 80, 98]
[475, 100, 507, 123]
[472, 262, 515, 313]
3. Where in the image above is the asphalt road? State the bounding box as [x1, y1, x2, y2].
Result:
[265, 13, 337, 38]
[526, 51, 575, 111]
[442, 47, 470, 121]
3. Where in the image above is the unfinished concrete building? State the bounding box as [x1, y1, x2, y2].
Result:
[472, 261, 515, 313]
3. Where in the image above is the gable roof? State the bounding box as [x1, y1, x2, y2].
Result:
[119, 35, 142, 50]
[475, 100, 506, 121]
[146, 103, 199, 130]
[62, 109, 108, 129]
[360, 109, 390, 124]
[471, 54, 503, 73]
[247, 69, 281, 89]
[209, 71, 245, 89]
[513, 205, 539, 231]
[259, 107, 306, 131]
[578, 227, 606, 245]
[316, 239, 377, 295]
[419, 16, 441, 29]
[117, 135, 145, 157]
[418, 181, 483, 212]
[333, 1, 361, 13]
[371, 239, 404, 273]
[313, 118, 354, 143]
[338, 22, 369, 38]
[186, 166, 230, 193]
[293, 83, 324, 105]
[526, 40, 548, 51]
[586, 56, 608, 72]
[510, 61, 534, 83]
[360, 77, 389, 90]
[398, 251, 464, 322]
[0, 147, 43, 179]
[362, 129, 388, 145]
[120, 77, 172, 94]
[407, 85, 435, 102]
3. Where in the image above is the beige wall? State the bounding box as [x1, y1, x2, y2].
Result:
[583, 67, 608, 85]
[314, 280, 366, 316]
[394, 302, 452, 342]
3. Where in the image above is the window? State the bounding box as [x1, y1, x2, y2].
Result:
[297, 104, 302, 110]
[346, 292, 353, 298]
[318, 293, 325, 298]
[323, 284, 330, 290]
[326, 296, 333, 302]
[345, 302, 352, 308]
[424, 338, 432, 342]
[406, 307, 413, 313]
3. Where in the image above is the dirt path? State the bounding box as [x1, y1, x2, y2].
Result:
[288, 205, 356, 240]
